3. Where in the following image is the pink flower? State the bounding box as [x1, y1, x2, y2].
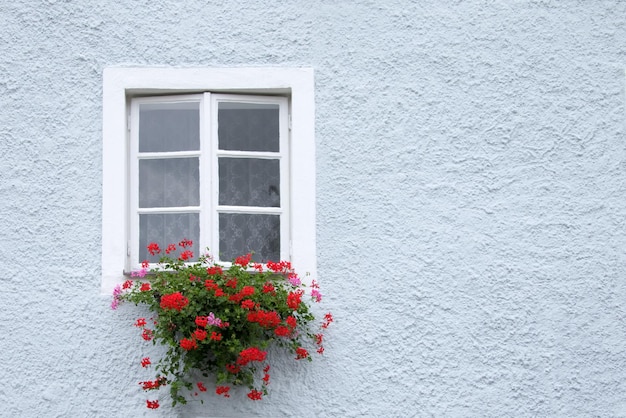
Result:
[131, 268, 147, 278]
[111, 284, 122, 310]
[311, 289, 322, 302]
[206, 312, 222, 327]
[287, 273, 301, 286]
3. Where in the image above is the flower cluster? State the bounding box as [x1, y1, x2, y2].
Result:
[113, 241, 332, 409]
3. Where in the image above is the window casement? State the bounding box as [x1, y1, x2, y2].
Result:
[129, 93, 289, 267]
[102, 68, 315, 294]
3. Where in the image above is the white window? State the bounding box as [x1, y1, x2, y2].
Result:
[102, 68, 315, 293]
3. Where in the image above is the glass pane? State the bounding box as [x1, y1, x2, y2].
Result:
[219, 213, 280, 263]
[139, 102, 200, 152]
[218, 102, 279, 152]
[139, 213, 200, 263]
[139, 158, 199, 208]
[219, 158, 280, 207]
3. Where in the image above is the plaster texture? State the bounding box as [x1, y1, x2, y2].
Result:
[1, 1, 626, 417]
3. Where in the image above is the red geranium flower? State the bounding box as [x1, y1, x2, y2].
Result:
[195, 316, 208, 328]
[206, 266, 223, 275]
[234, 253, 252, 267]
[295, 347, 309, 360]
[193, 328, 207, 341]
[179, 238, 193, 248]
[274, 326, 290, 337]
[180, 338, 197, 351]
[160, 292, 189, 311]
[216, 385, 231, 397]
[147, 242, 160, 255]
[247, 389, 263, 400]
[146, 400, 159, 409]
[237, 347, 267, 366]
[287, 290, 303, 310]
[178, 250, 193, 261]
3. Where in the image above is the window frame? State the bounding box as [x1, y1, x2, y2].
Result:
[102, 67, 315, 294]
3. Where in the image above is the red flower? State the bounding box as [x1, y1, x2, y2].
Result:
[216, 385, 231, 397]
[142, 328, 153, 341]
[141, 259, 150, 268]
[237, 347, 267, 366]
[253, 263, 263, 272]
[322, 312, 334, 329]
[262, 282, 275, 294]
[247, 389, 263, 400]
[207, 266, 223, 275]
[165, 243, 177, 254]
[141, 357, 151, 368]
[147, 242, 160, 255]
[214, 288, 225, 297]
[247, 310, 281, 328]
[274, 326, 291, 337]
[241, 299, 255, 310]
[195, 316, 208, 328]
[146, 400, 159, 409]
[210, 331, 222, 341]
[240, 286, 255, 297]
[315, 333, 324, 345]
[204, 279, 218, 291]
[193, 328, 207, 341]
[263, 365, 270, 373]
[317, 346, 325, 354]
[295, 347, 309, 360]
[226, 278, 238, 288]
[140, 377, 166, 390]
[262, 372, 270, 383]
[179, 238, 193, 248]
[134, 318, 147, 327]
[122, 279, 133, 289]
[234, 253, 252, 267]
[180, 338, 197, 351]
[267, 260, 291, 273]
[197, 382, 207, 392]
[287, 290, 303, 310]
[178, 250, 193, 261]
[286, 316, 297, 329]
[140, 282, 151, 292]
[225, 364, 241, 374]
[160, 292, 189, 311]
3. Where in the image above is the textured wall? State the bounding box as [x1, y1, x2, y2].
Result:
[1, 1, 625, 416]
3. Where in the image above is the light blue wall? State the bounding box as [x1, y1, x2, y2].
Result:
[1, 1, 625, 416]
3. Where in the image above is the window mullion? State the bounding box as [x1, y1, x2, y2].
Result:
[200, 92, 213, 257]
[129, 99, 140, 271]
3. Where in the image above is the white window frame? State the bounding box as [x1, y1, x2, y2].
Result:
[102, 67, 315, 294]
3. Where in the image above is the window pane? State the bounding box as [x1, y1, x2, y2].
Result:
[219, 158, 280, 207]
[218, 102, 279, 152]
[139, 158, 199, 208]
[219, 213, 280, 262]
[139, 102, 200, 152]
[139, 213, 200, 263]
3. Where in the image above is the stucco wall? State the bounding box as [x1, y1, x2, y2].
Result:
[1, 1, 625, 416]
